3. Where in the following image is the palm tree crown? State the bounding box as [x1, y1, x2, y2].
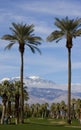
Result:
[2, 22, 42, 53]
[47, 17, 81, 47]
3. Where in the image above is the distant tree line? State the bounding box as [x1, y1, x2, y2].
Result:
[0, 80, 28, 124]
[0, 91, 81, 124]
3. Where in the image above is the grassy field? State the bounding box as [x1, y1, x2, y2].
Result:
[0, 118, 81, 130]
[0, 123, 81, 130]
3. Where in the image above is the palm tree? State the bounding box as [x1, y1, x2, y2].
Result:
[60, 101, 66, 119]
[13, 80, 29, 124]
[50, 103, 56, 118]
[13, 81, 20, 124]
[47, 17, 81, 124]
[76, 99, 81, 119]
[0, 81, 8, 124]
[71, 98, 76, 119]
[1, 22, 42, 123]
[0, 80, 15, 124]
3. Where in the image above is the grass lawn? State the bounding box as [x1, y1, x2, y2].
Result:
[0, 123, 81, 130]
[0, 118, 81, 130]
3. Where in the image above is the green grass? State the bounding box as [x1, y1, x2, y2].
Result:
[0, 123, 81, 130]
[0, 118, 81, 130]
[25, 118, 80, 126]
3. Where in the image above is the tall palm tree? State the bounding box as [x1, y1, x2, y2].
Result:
[1, 22, 42, 123]
[13, 80, 29, 124]
[0, 80, 9, 124]
[50, 103, 56, 118]
[47, 17, 81, 124]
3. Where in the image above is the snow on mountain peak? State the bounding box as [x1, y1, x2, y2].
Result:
[0, 76, 81, 92]
[29, 76, 40, 80]
[0, 77, 10, 82]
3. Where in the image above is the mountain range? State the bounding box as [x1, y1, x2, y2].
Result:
[0, 76, 81, 104]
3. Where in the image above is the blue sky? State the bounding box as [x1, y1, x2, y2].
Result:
[0, 0, 81, 84]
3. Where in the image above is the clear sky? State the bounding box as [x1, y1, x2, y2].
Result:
[0, 0, 81, 84]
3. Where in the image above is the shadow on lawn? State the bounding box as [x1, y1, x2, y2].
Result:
[24, 121, 66, 127]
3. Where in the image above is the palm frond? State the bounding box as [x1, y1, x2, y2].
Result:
[73, 29, 81, 37]
[27, 44, 41, 54]
[33, 46, 41, 54]
[5, 42, 15, 50]
[55, 17, 66, 31]
[27, 36, 42, 46]
[26, 24, 35, 35]
[1, 34, 16, 41]
[47, 30, 64, 42]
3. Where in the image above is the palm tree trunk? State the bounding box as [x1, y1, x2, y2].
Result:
[8, 100, 11, 124]
[67, 48, 71, 124]
[8, 101, 11, 116]
[15, 94, 19, 124]
[1, 94, 8, 124]
[1, 102, 6, 124]
[20, 52, 24, 123]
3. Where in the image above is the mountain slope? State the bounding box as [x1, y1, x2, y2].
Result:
[0, 76, 81, 104]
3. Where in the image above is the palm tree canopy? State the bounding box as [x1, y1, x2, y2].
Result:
[1, 22, 42, 54]
[47, 17, 81, 48]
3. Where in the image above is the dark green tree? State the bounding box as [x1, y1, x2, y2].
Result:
[47, 17, 81, 124]
[1, 22, 42, 123]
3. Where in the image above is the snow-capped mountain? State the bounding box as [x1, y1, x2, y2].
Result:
[0, 76, 81, 104]
[1, 75, 81, 91]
